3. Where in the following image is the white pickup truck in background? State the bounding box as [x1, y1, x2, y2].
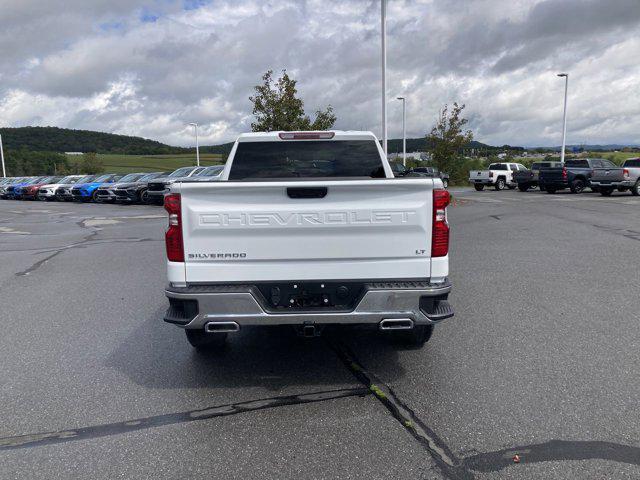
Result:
[469, 162, 527, 191]
[163, 131, 454, 350]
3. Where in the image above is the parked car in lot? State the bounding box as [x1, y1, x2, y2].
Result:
[19, 176, 63, 200]
[147, 166, 206, 204]
[37, 175, 84, 201]
[12, 177, 48, 199]
[163, 131, 454, 351]
[71, 174, 122, 202]
[590, 157, 640, 196]
[190, 165, 224, 181]
[469, 162, 526, 191]
[0, 177, 28, 199]
[513, 161, 563, 191]
[55, 175, 96, 201]
[411, 166, 450, 188]
[538, 158, 611, 194]
[113, 171, 168, 204]
[95, 172, 147, 203]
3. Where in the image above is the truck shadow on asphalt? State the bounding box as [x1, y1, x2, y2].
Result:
[105, 310, 408, 391]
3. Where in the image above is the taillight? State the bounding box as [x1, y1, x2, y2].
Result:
[432, 189, 450, 257]
[164, 193, 184, 262]
[562, 167, 567, 180]
[623, 169, 630, 179]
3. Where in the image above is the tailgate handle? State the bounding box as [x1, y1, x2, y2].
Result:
[287, 187, 328, 199]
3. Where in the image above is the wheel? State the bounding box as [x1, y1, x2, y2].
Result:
[474, 184, 484, 191]
[91, 190, 100, 202]
[518, 184, 529, 192]
[185, 329, 227, 351]
[569, 178, 585, 194]
[442, 179, 448, 189]
[631, 181, 640, 196]
[384, 325, 434, 348]
[600, 187, 614, 196]
[139, 189, 149, 204]
[495, 178, 505, 191]
[546, 188, 557, 194]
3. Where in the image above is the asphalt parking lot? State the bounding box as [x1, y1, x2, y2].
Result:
[1, 190, 639, 480]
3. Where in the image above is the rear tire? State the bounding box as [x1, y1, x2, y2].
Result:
[385, 325, 434, 348]
[569, 178, 585, 194]
[139, 189, 149, 204]
[600, 187, 614, 196]
[631, 181, 640, 196]
[185, 329, 227, 351]
[474, 184, 484, 191]
[495, 178, 505, 191]
[91, 190, 100, 203]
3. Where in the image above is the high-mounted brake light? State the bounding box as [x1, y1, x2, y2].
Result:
[432, 189, 450, 257]
[164, 193, 184, 262]
[278, 132, 335, 140]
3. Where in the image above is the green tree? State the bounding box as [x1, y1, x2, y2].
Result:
[79, 152, 104, 174]
[426, 103, 473, 175]
[250, 70, 336, 131]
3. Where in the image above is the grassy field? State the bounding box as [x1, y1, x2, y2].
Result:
[66, 153, 225, 174]
[595, 151, 639, 165]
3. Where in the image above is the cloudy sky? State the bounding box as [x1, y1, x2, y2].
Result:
[1, 0, 639, 147]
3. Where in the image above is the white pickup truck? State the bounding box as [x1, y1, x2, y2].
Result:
[469, 162, 527, 191]
[162, 131, 454, 350]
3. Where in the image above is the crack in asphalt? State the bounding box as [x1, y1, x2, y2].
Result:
[463, 440, 640, 473]
[0, 387, 369, 450]
[326, 338, 473, 480]
[327, 338, 640, 479]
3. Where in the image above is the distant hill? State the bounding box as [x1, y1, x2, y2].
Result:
[0, 126, 190, 155]
[531, 144, 640, 152]
[0, 126, 525, 157]
[385, 137, 521, 154]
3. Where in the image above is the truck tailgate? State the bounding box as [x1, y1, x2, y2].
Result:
[177, 179, 434, 283]
[591, 168, 625, 183]
[470, 170, 490, 181]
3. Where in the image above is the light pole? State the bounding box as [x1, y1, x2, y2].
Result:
[189, 122, 200, 167]
[557, 73, 569, 163]
[381, 0, 387, 154]
[397, 96, 406, 166]
[0, 134, 5, 177]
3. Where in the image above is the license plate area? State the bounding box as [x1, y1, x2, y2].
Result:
[255, 282, 365, 312]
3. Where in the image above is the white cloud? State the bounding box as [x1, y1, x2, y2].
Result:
[1, 0, 639, 147]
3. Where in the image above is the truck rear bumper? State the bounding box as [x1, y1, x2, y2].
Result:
[590, 180, 632, 188]
[164, 280, 453, 329]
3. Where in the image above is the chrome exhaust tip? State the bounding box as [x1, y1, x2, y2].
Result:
[204, 321, 240, 333]
[379, 319, 414, 330]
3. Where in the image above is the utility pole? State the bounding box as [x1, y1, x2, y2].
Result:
[0, 134, 6, 177]
[189, 123, 200, 167]
[557, 73, 569, 163]
[381, 0, 387, 154]
[397, 97, 406, 166]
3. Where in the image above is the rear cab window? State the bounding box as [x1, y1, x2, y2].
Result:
[228, 140, 387, 180]
[488, 163, 507, 171]
[566, 160, 590, 168]
[623, 159, 640, 167]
